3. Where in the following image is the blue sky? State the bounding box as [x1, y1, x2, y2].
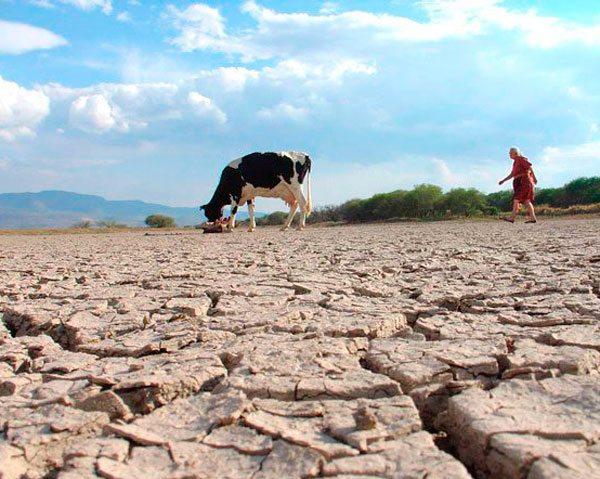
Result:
[1, 0, 599, 209]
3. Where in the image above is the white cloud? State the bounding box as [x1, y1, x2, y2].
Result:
[0, 76, 50, 141]
[320, 2, 339, 15]
[29, 0, 55, 9]
[263, 59, 376, 85]
[433, 158, 460, 185]
[258, 102, 309, 122]
[187, 91, 227, 124]
[57, 0, 112, 14]
[69, 94, 121, 133]
[539, 141, 600, 174]
[170, 1, 457, 60]
[43, 81, 226, 134]
[192, 67, 260, 92]
[168, 3, 231, 52]
[431, 157, 499, 190]
[169, 0, 600, 65]
[116, 12, 132, 23]
[0, 20, 67, 55]
[186, 58, 375, 95]
[421, 0, 600, 49]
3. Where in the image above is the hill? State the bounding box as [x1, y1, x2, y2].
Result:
[0, 190, 254, 229]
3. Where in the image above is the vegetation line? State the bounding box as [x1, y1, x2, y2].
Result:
[257, 176, 600, 225]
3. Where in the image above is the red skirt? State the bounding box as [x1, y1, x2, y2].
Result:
[513, 177, 535, 203]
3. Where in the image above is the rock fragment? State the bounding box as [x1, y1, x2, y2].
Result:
[107, 390, 250, 444]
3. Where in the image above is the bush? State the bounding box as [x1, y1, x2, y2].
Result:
[439, 188, 487, 216]
[403, 184, 444, 218]
[256, 211, 288, 226]
[563, 177, 600, 206]
[486, 190, 513, 212]
[248, 176, 598, 227]
[72, 220, 93, 228]
[96, 220, 128, 229]
[145, 215, 176, 228]
[307, 205, 344, 224]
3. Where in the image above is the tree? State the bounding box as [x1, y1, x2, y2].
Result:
[563, 177, 600, 206]
[72, 220, 92, 228]
[256, 211, 288, 226]
[403, 184, 443, 218]
[486, 190, 513, 212]
[536, 187, 565, 207]
[145, 215, 176, 228]
[440, 188, 487, 216]
[96, 220, 127, 228]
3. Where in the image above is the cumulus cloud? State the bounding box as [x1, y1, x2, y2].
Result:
[0, 20, 67, 55]
[258, 102, 309, 122]
[187, 92, 227, 124]
[423, 0, 600, 49]
[0, 76, 50, 141]
[169, 0, 600, 64]
[263, 59, 377, 85]
[29, 0, 55, 9]
[30, 0, 113, 12]
[57, 0, 112, 14]
[42, 81, 226, 134]
[69, 94, 121, 133]
[433, 158, 461, 186]
[192, 67, 260, 92]
[168, 3, 232, 52]
[539, 141, 600, 174]
[116, 12, 132, 23]
[185, 59, 375, 95]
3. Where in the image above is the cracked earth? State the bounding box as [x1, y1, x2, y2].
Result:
[1, 219, 599, 479]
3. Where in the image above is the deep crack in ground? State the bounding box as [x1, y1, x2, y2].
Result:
[1, 219, 599, 478]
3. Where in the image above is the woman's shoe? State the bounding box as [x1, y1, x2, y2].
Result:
[501, 217, 515, 223]
[525, 219, 537, 224]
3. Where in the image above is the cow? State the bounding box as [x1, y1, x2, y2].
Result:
[201, 151, 312, 232]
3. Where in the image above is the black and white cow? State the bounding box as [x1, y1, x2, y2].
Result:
[201, 151, 312, 231]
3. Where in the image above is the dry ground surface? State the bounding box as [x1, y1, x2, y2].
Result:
[1, 218, 599, 479]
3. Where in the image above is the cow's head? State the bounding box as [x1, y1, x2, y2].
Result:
[200, 203, 224, 223]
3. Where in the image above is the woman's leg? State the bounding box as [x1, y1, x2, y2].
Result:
[509, 200, 520, 221]
[524, 201, 536, 221]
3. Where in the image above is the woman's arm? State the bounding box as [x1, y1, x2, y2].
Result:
[500, 170, 532, 184]
[499, 172, 513, 185]
[530, 169, 538, 185]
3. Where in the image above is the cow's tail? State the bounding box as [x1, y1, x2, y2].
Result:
[305, 163, 312, 216]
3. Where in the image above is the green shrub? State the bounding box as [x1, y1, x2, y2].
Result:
[440, 188, 487, 216]
[145, 215, 176, 228]
[256, 211, 288, 226]
[248, 176, 598, 227]
[72, 220, 93, 228]
[96, 220, 128, 229]
[486, 190, 513, 212]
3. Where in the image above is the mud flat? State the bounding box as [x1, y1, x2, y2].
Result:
[1, 218, 599, 478]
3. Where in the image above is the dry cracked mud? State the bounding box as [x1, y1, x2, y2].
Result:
[1, 218, 599, 479]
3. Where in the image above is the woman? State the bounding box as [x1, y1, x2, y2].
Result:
[499, 147, 538, 223]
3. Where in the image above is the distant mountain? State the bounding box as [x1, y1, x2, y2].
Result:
[0, 190, 257, 229]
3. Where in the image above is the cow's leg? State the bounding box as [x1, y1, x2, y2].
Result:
[295, 193, 309, 230]
[285, 185, 309, 230]
[280, 201, 298, 231]
[227, 204, 239, 230]
[247, 200, 256, 232]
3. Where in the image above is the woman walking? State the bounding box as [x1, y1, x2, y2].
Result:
[499, 147, 538, 223]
